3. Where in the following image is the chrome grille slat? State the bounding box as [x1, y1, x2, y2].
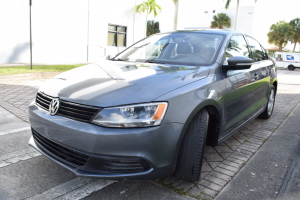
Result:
[58, 109, 91, 120]
[59, 102, 98, 116]
[37, 95, 51, 104]
[35, 92, 100, 122]
[60, 101, 99, 112]
[36, 101, 48, 110]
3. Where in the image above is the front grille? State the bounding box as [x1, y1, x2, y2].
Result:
[36, 92, 53, 110]
[32, 129, 151, 173]
[36, 92, 100, 122]
[32, 128, 89, 167]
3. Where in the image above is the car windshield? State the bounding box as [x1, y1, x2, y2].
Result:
[113, 32, 224, 66]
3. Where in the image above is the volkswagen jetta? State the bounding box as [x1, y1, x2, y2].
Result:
[28, 30, 277, 182]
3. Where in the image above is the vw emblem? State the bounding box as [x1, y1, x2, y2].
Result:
[49, 98, 60, 116]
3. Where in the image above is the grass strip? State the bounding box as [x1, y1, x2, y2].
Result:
[0, 65, 83, 76]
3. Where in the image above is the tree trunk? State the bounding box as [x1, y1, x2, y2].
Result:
[173, 0, 179, 30]
[293, 42, 297, 52]
[145, 8, 149, 37]
[279, 44, 283, 52]
[235, 0, 240, 30]
[132, 0, 137, 44]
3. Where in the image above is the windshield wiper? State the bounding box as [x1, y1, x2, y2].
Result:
[111, 58, 126, 61]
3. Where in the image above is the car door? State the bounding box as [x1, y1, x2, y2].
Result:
[245, 35, 274, 110]
[220, 34, 267, 140]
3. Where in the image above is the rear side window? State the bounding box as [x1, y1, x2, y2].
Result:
[246, 36, 268, 61]
[226, 35, 251, 59]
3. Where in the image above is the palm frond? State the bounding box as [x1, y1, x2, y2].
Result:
[211, 13, 231, 29]
[135, 0, 161, 17]
[225, 0, 231, 9]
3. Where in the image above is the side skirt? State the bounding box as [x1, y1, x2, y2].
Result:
[218, 106, 265, 144]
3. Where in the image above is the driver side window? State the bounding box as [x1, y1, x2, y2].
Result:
[225, 35, 251, 63]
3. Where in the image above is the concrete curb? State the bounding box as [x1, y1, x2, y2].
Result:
[0, 72, 62, 80]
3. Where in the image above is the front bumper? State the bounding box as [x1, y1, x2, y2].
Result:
[28, 103, 184, 180]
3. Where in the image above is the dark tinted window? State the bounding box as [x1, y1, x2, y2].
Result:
[108, 24, 127, 47]
[246, 36, 266, 61]
[226, 35, 251, 59]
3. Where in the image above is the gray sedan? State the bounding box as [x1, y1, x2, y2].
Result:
[28, 30, 277, 182]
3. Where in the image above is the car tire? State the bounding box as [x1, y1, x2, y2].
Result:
[258, 86, 275, 119]
[288, 65, 295, 70]
[175, 109, 209, 182]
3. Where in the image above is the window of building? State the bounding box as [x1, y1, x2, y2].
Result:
[246, 36, 267, 61]
[107, 24, 127, 47]
[226, 34, 251, 59]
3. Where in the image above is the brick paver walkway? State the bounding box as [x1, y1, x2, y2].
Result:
[0, 70, 299, 200]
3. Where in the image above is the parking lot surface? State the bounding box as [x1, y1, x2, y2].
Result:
[0, 69, 299, 199]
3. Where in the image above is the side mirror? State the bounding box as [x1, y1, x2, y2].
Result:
[223, 56, 253, 70]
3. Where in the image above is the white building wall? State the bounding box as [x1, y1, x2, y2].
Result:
[177, 0, 254, 35]
[0, 0, 30, 64]
[32, 0, 88, 64]
[0, 0, 160, 64]
[176, 0, 216, 29]
[0, 0, 89, 64]
[92, 0, 145, 61]
[149, 0, 175, 33]
[176, 0, 300, 50]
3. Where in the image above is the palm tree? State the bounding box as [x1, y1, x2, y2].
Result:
[289, 18, 300, 52]
[210, 13, 231, 29]
[132, 0, 138, 43]
[147, 20, 160, 36]
[267, 21, 290, 52]
[225, 0, 257, 30]
[172, 0, 179, 30]
[136, 0, 162, 36]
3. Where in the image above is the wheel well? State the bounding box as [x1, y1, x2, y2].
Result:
[204, 105, 220, 147]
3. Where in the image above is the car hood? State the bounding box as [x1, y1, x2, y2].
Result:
[39, 60, 210, 107]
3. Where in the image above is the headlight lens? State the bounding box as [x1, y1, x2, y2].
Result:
[91, 102, 168, 128]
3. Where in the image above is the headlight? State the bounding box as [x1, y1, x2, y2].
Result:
[91, 102, 168, 128]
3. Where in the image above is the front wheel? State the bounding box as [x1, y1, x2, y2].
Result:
[258, 86, 275, 119]
[288, 65, 295, 70]
[175, 109, 209, 182]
